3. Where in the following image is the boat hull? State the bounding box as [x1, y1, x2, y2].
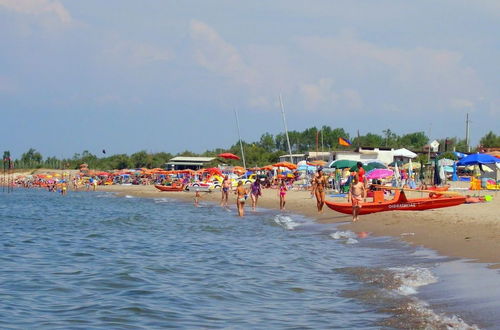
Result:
[154, 184, 185, 192]
[325, 191, 465, 215]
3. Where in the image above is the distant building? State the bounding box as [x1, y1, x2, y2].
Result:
[165, 156, 216, 170]
[423, 140, 440, 153]
[278, 154, 306, 164]
[333, 147, 394, 165]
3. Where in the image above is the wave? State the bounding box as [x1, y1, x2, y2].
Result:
[338, 265, 478, 329]
[272, 214, 301, 230]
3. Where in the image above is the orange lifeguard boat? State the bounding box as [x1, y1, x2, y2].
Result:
[325, 190, 465, 215]
[154, 184, 185, 192]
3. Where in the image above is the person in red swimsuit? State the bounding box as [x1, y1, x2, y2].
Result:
[356, 162, 366, 186]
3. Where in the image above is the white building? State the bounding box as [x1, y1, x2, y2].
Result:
[165, 156, 216, 170]
[333, 147, 395, 165]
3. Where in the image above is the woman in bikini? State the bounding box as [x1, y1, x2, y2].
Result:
[220, 175, 230, 208]
[278, 180, 287, 211]
[250, 179, 262, 211]
[313, 167, 327, 212]
[235, 181, 248, 217]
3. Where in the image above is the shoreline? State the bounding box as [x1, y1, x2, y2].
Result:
[94, 184, 500, 269]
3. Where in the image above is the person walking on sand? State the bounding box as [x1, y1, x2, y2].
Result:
[348, 174, 366, 222]
[250, 179, 262, 211]
[220, 175, 231, 208]
[235, 181, 248, 217]
[278, 180, 287, 211]
[313, 167, 327, 212]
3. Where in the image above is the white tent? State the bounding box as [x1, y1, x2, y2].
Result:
[393, 148, 417, 159]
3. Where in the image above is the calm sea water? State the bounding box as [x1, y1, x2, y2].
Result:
[0, 188, 499, 329]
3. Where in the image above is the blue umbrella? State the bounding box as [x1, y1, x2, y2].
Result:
[457, 153, 500, 166]
[451, 162, 458, 181]
[453, 151, 467, 159]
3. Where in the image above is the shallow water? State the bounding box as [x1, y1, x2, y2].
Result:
[0, 189, 498, 329]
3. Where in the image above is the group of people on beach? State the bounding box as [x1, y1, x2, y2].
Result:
[208, 162, 367, 222]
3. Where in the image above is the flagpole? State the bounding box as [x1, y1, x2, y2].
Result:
[234, 109, 247, 169]
[279, 94, 293, 164]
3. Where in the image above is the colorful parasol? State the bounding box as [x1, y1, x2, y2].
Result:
[218, 153, 240, 160]
[365, 168, 394, 180]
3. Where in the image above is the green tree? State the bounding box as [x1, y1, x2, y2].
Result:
[130, 150, 154, 168]
[20, 148, 43, 168]
[259, 133, 275, 152]
[398, 132, 428, 149]
[382, 128, 398, 147]
[480, 131, 500, 147]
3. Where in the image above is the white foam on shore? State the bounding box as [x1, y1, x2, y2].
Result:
[124, 195, 134, 199]
[273, 214, 301, 230]
[388, 266, 438, 296]
[330, 230, 357, 240]
[407, 299, 479, 330]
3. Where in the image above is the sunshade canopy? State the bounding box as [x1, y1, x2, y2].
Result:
[329, 159, 357, 169]
[457, 153, 500, 166]
[393, 148, 417, 158]
[217, 152, 240, 160]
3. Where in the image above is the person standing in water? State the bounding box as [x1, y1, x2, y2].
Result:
[220, 175, 230, 208]
[278, 180, 287, 211]
[313, 167, 327, 212]
[348, 174, 366, 222]
[250, 179, 262, 211]
[235, 181, 248, 217]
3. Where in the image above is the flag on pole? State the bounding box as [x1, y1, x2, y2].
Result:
[338, 137, 351, 146]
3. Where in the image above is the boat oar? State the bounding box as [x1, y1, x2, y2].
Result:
[371, 185, 462, 196]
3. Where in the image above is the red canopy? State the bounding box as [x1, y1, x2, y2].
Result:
[218, 152, 240, 160]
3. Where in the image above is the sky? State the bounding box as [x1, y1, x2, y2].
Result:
[0, 0, 499, 159]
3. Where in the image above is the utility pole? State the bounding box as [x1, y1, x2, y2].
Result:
[279, 94, 293, 163]
[465, 113, 471, 153]
[234, 109, 247, 169]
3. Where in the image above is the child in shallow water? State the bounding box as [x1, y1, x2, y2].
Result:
[278, 180, 287, 211]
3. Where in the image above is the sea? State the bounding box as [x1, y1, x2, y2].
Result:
[1, 188, 499, 329]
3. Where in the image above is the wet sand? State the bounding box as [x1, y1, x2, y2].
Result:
[96, 183, 500, 268]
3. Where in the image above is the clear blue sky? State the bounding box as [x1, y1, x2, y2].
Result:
[1, 0, 498, 159]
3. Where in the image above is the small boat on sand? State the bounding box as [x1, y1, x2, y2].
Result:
[325, 190, 465, 215]
[154, 184, 185, 192]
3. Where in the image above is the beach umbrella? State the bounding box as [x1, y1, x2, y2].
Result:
[307, 160, 327, 167]
[457, 153, 500, 166]
[389, 160, 404, 167]
[419, 161, 425, 181]
[366, 168, 394, 180]
[452, 162, 458, 181]
[218, 152, 240, 160]
[329, 159, 357, 169]
[433, 157, 441, 185]
[403, 161, 421, 170]
[349, 162, 386, 172]
[273, 162, 297, 170]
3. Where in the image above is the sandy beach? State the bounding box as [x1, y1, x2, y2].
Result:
[95, 183, 500, 269]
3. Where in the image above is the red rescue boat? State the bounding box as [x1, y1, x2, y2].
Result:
[154, 184, 185, 192]
[325, 190, 465, 215]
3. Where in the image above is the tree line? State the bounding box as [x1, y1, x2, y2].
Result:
[3, 128, 499, 171]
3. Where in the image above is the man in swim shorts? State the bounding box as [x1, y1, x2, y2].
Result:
[348, 174, 366, 222]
